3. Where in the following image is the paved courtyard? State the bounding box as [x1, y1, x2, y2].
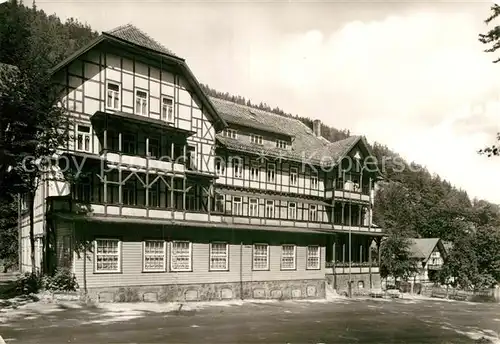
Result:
[1, 296, 500, 343]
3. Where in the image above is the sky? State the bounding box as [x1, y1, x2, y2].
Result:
[38, 0, 500, 204]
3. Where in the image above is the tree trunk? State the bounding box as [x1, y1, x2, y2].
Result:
[83, 242, 87, 296]
[28, 191, 36, 275]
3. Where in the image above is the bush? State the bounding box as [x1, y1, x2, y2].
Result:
[16, 272, 43, 295]
[43, 268, 78, 292]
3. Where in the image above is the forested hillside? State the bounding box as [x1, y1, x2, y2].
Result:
[1, 0, 499, 287]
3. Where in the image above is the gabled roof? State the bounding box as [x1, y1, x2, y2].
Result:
[48, 24, 227, 130]
[212, 97, 375, 168]
[409, 238, 442, 262]
[103, 24, 177, 58]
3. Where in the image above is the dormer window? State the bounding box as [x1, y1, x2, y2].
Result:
[223, 129, 237, 139]
[135, 89, 148, 116]
[250, 134, 263, 145]
[276, 140, 287, 149]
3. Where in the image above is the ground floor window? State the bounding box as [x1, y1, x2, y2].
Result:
[95, 239, 121, 273]
[253, 244, 269, 270]
[209, 242, 228, 271]
[143, 240, 166, 272]
[281, 245, 296, 270]
[306, 246, 320, 270]
[170, 241, 192, 271]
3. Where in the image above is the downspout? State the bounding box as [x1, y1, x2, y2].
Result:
[240, 241, 243, 300]
[17, 194, 21, 272]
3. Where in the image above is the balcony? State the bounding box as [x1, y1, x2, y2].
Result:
[325, 261, 380, 274]
[427, 263, 443, 270]
[102, 151, 186, 174]
[46, 197, 222, 224]
[324, 180, 371, 202]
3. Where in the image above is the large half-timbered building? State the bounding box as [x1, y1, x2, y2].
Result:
[19, 24, 383, 302]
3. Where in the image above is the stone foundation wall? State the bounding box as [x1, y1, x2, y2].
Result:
[326, 273, 381, 294]
[85, 279, 326, 303]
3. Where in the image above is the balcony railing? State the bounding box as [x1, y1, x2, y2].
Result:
[325, 261, 379, 268]
[334, 180, 370, 195]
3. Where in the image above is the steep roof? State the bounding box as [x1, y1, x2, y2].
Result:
[409, 238, 441, 262]
[103, 24, 177, 57]
[212, 97, 363, 165]
[48, 24, 226, 130]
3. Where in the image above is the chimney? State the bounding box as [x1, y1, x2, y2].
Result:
[313, 119, 321, 137]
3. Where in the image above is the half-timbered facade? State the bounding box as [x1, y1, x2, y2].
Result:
[19, 24, 383, 302]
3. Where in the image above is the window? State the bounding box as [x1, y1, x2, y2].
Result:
[143, 241, 166, 272]
[161, 96, 174, 122]
[232, 159, 242, 178]
[135, 89, 148, 116]
[288, 202, 296, 220]
[215, 194, 224, 213]
[250, 134, 263, 145]
[250, 163, 259, 181]
[281, 245, 296, 270]
[95, 239, 120, 273]
[276, 140, 287, 149]
[122, 133, 136, 155]
[106, 82, 120, 110]
[223, 129, 237, 139]
[215, 160, 225, 176]
[187, 145, 197, 170]
[76, 125, 91, 152]
[148, 138, 160, 158]
[60, 235, 72, 268]
[306, 246, 320, 270]
[210, 243, 228, 271]
[122, 181, 136, 205]
[148, 186, 159, 207]
[311, 174, 318, 189]
[233, 196, 242, 216]
[290, 167, 298, 186]
[249, 198, 258, 217]
[170, 241, 192, 271]
[253, 244, 269, 270]
[75, 177, 91, 202]
[267, 164, 275, 183]
[265, 200, 274, 218]
[309, 205, 317, 222]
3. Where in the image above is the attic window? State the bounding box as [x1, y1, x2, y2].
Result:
[250, 134, 263, 145]
[223, 129, 237, 139]
[276, 140, 287, 149]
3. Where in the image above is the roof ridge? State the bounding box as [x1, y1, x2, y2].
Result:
[209, 96, 322, 135]
[104, 23, 176, 57]
[104, 23, 133, 35]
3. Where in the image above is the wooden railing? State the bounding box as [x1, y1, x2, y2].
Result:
[325, 261, 378, 268]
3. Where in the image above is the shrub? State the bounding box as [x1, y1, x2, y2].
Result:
[16, 272, 43, 295]
[43, 268, 78, 292]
